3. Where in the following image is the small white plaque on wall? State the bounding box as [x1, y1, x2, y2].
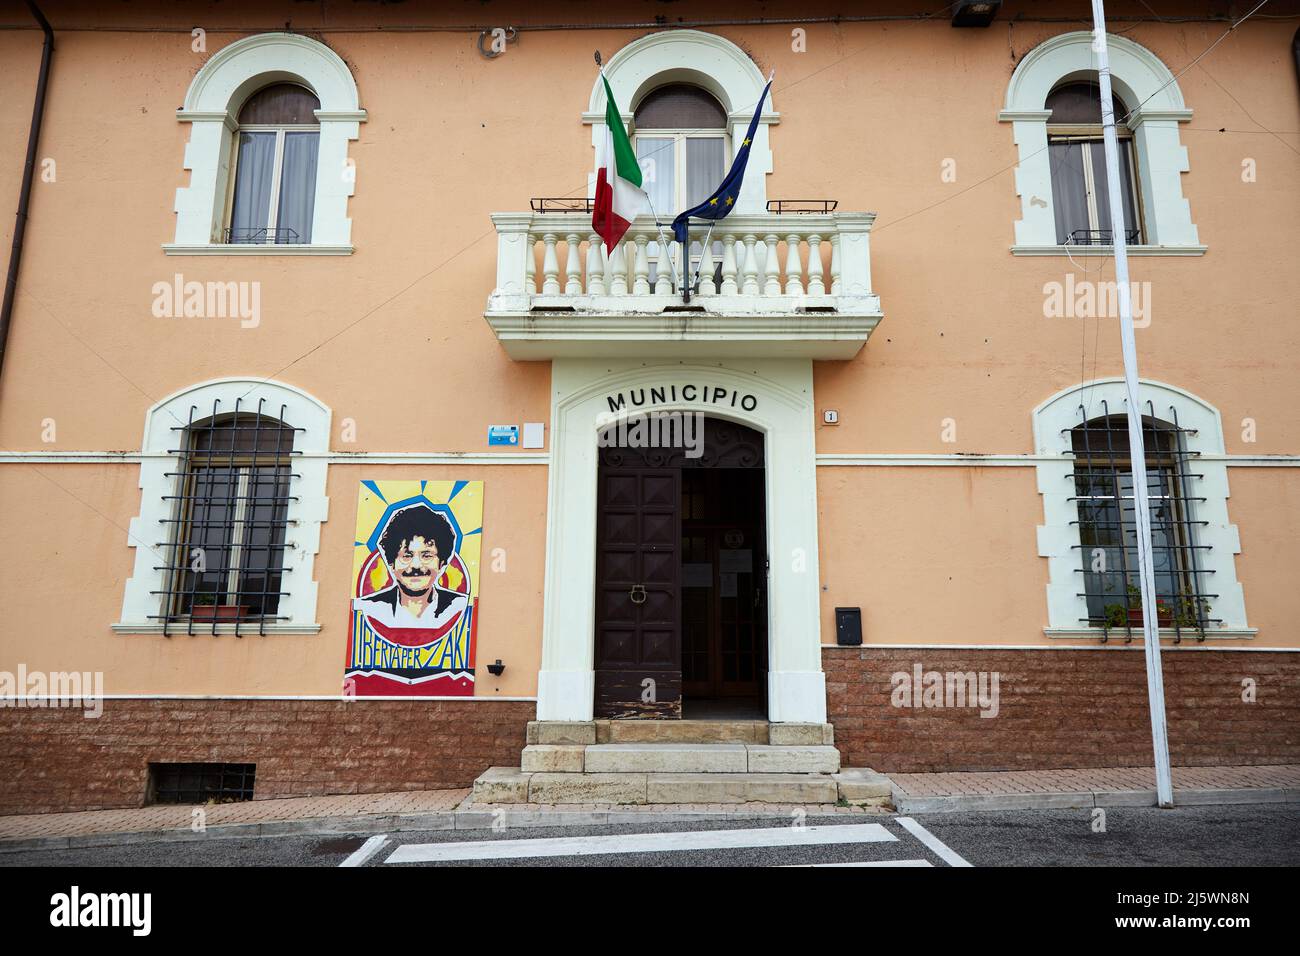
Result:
[522, 422, 546, 449]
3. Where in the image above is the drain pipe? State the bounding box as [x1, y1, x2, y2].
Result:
[0, 1, 54, 382]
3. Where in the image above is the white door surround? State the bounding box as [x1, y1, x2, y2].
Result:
[537, 358, 826, 723]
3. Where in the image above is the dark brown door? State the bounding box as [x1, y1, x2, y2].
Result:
[594, 464, 681, 717]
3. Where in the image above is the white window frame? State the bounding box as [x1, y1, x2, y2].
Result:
[585, 30, 777, 214]
[1000, 31, 1204, 256]
[167, 32, 365, 256]
[226, 120, 322, 244]
[115, 378, 331, 634]
[1034, 379, 1251, 639]
[1047, 128, 1144, 243]
[633, 130, 732, 212]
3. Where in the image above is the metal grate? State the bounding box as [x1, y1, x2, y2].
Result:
[765, 199, 838, 214]
[529, 197, 594, 213]
[223, 226, 304, 244]
[1066, 400, 1215, 643]
[1066, 228, 1141, 245]
[150, 397, 301, 636]
[148, 762, 256, 805]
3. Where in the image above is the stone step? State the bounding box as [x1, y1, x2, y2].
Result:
[584, 743, 750, 773]
[597, 719, 770, 744]
[470, 767, 843, 805]
[526, 720, 836, 747]
[518, 742, 842, 775]
[647, 773, 839, 805]
[833, 768, 893, 806]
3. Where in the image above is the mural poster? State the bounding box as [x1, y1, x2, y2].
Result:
[344, 480, 482, 697]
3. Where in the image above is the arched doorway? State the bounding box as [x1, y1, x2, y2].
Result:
[593, 417, 768, 718]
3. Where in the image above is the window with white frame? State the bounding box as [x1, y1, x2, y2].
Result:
[227, 84, 321, 244]
[1000, 32, 1201, 253]
[633, 84, 730, 215]
[116, 379, 330, 635]
[169, 33, 364, 254]
[1034, 379, 1250, 640]
[1045, 82, 1142, 245]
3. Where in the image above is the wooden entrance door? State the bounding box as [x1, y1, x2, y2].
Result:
[593, 418, 766, 719]
[594, 462, 681, 717]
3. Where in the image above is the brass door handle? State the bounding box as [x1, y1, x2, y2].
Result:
[630, 584, 647, 605]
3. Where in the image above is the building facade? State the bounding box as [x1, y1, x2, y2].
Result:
[1, 0, 1297, 813]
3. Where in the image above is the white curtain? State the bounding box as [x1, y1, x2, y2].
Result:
[685, 137, 726, 208]
[276, 131, 319, 244]
[635, 137, 675, 217]
[230, 132, 276, 241]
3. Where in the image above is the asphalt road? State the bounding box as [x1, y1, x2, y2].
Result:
[3, 803, 1297, 867]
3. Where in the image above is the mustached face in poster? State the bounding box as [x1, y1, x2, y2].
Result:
[345, 481, 482, 697]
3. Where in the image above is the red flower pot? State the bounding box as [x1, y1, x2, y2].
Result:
[190, 604, 249, 621]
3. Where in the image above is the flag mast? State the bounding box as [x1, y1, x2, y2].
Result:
[1090, 0, 1174, 808]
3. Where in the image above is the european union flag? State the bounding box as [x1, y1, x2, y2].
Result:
[670, 76, 773, 246]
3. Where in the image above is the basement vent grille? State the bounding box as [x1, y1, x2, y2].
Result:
[148, 762, 256, 805]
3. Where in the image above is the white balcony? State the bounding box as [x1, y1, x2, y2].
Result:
[483, 211, 883, 360]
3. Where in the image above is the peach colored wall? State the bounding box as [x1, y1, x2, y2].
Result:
[1, 2, 1297, 698]
[0, 464, 546, 696]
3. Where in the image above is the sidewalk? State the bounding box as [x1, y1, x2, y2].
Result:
[890, 764, 1300, 813]
[0, 789, 878, 854]
[1, 764, 1295, 854]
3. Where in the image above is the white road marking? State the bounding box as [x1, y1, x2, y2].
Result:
[783, 859, 933, 867]
[339, 834, 389, 868]
[894, 817, 973, 867]
[386, 823, 896, 863]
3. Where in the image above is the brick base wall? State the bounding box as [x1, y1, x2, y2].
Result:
[825, 647, 1300, 773]
[0, 699, 534, 815]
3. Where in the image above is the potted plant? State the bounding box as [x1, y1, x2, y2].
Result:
[1172, 588, 1212, 629]
[189, 594, 248, 621]
[1123, 583, 1173, 627]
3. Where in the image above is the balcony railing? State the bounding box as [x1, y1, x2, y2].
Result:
[484, 210, 882, 360]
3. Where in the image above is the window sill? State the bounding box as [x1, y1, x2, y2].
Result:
[162, 244, 354, 256]
[112, 622, 322, 635]
[1044, 626, 1257, 641]
[1011, 244, 1207, 257]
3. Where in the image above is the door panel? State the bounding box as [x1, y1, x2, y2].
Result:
[594, 466, 681, 718]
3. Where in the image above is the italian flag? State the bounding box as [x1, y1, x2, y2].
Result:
[593, 75, 650, 251]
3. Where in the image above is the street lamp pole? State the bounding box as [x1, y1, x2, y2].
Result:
[1090, 0, 1174, 807]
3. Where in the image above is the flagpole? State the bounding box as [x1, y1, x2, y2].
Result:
[1091, 0, 1174, 808]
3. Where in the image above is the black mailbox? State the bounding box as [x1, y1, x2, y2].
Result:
[835, 607, 863, 646]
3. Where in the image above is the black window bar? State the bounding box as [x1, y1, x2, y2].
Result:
[150, 397, 302, 636]
[765, 199, 838, 214]
[1065, 400, 1216, 644]
[223, 226, 304, 244]
[1066, 228, 1141, 246]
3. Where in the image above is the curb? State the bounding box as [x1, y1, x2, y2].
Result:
[892, 786, 1300, 814]
[0, 804, 879, 855]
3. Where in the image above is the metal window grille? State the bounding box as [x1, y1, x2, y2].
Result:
[148, 762, 256, 804]
[150, 397, 301, 636]
[1066, 401, 1216, 643]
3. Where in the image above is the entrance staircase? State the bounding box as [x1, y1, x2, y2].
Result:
[472, 720, 892, 806]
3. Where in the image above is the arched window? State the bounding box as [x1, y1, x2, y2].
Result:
[117, 378, 331, 635]
[1046, 81, 1142, 245]
[1000, 32, 1201, 253]
[1033, 379, 1249, 640]
[1071, 412, 1207, 633]
[632, 84, 729, 215]
[165, 407, 298, 628]
[228, 84, 321, 244]
[170, 33, 365, 254]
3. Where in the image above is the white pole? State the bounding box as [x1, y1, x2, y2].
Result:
[1090, 0, 1174, 808]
